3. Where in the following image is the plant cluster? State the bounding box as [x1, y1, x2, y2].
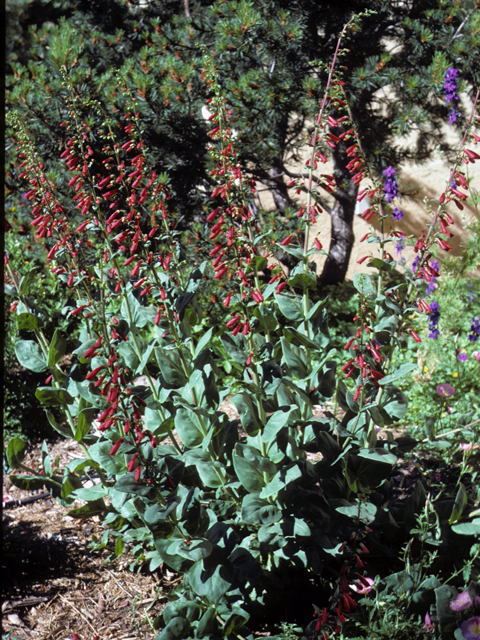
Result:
[4, 12, 480, 640]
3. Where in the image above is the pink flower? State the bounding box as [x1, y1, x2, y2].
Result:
[424, 612, 434, 633]
[473, 351, 480, 363]
[459, 443, 473, 452]
[350, 575, 374, 594]
[460, 617, 480, 640]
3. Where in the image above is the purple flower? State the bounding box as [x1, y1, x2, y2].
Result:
[450, 590, 474, 611]
[444, 68, 460, 125]
[395, 239, 405, 256]
[392, 206, 404, 220]
[436, 383, 456, 398]
[428, 300, 440, 339]
[383, 166, 399, 202]
[458, 351, 468, 362]
[460, 617, 480, 640]
[444, 67, 459, 104]
[412, 255, 420, 273]
[469, 318, 480, 342]
[426, 279, 437, 296]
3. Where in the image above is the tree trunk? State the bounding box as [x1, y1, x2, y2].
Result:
[319, 141, 359, 286]
[268, 154, 291, 213]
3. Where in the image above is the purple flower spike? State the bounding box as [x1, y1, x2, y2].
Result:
[383, 166, 399, 202]
[444, 68, 460, 125]
[436, 383, 456, 398]
[460, 617, 480, 640]
[428, 300, 440, 340]
[444, 67, 459, 104]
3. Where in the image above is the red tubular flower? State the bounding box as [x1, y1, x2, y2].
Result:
[127, 453, 138, 473]
[438, 238, 454, 251]
[353, 384, 362, 402]
[86, 365, 105, 381]
[135, 466, 142, 482]
[280, 234, 294, 246]
[409, 329, 422, 343]
[276, 281, 287, 294]
[109, 437, 124, 456]
[315, 238, 323, 250]
[223, 292, 232, 308]
[226, 314, 242, 328]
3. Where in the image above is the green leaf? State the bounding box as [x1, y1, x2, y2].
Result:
[451, 518, 480, 535]
[379, 385, 408, 424]
[46, 411, 72, 438]
[194, 327, 214, 359]
[233, 443, 275, 492]
[262, 405, 299, 444]
[156, 347, 188, 387]
[72, 484, 108, 501]
[75, 408, 96, 443]
[7, 437, 26, 468]
[449, 483, 468, 525]
[15, 340, 47, 372]
[379, 362, 418, 386]
[357, 448, 397, 466]
[168, 539, 213, 562]
[281, 337, 308, 379]
[18, 269, 38, 297]
[88, 440, 125, 475]
[9, 474, 47, 491]
[47, 329, 67, 368]
[241, 493, 282, 524]
[35, 387, 74, 406]
[114, 473, 154, 496]
[220, 333, 248, 366]
[336, 502, 377, 524]
[353, 273, 376, 297]
[287, 264, 316, 290]
[121, 292, 150, 329]
[367, 257, 393, 271]
[274, 292, 304, 321]
[16, 302, 40, 331]
[42, 441, 52, 476]
[187, 561, 233, 603]
[174, 406, 207, 448]
[230, 393, 260, 435]
[155, 616, 190, 640]
[117, 342, 140, 370]
[67, 498, 107, 519]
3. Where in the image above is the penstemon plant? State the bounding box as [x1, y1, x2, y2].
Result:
[5, 15, 480, 640]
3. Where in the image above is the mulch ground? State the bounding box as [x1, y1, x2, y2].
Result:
[2, 437, 173, 640]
